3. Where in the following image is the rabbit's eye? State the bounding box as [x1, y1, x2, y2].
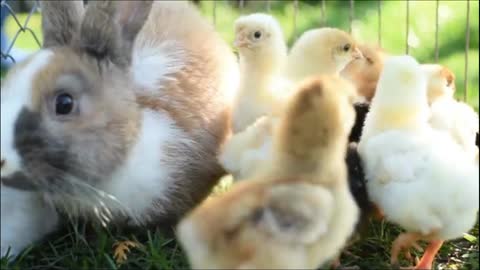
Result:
[55, 93, 74, 115]
[343, 44, 351, 52]
[253, 31, 262, 39]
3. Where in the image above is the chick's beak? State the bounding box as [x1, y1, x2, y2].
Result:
[234, 34, 249, 48]
[352, 47, 364, 60]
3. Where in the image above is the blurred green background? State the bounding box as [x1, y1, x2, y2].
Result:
[1, 0, 479, 110]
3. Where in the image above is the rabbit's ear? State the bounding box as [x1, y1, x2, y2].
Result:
[78, 0, 153, 67]
[40, 1, 85, 48]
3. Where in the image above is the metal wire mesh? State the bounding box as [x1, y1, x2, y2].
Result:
[464, 0, 471, 102]
[0, 0, 475, 101]
[377, 0, 381, 47]
[406, 0, 410, 54]
[293, 0, 298, 39]
[1, 0, 41, 65]
[435, 0, 439, 62]
[349, 0, 354, 34]
[320, 0, 326, 27]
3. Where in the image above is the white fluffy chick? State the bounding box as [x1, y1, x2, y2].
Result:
[231, 13, 294, 133]
[286, 27, 363, 83]
[358, 55, 479, 270]
[177, 76, 359, 270]
[429, 98, 479, 161]
[423, 64, 479, 160]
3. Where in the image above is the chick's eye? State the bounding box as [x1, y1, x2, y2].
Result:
[55, 93, 75, 115]
[343, 44, 351, 52]
[253, 31, 262, 39]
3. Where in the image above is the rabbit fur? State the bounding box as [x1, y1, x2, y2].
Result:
[0, 0, 238, 258]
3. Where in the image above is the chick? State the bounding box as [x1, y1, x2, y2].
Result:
[424, 65, 479, 161]
[358, 55, 479, 270]
[286, 27, 363, 83]
[340, 47, 456, 106]
[429, 97, 479, 161]
[218, 115, 279, 181]
[220, 81, 367, 181]
[329, 142, 376, 270]
[177, 76, 359, 269]
[421, 64, 456, 104]
[340, 44, 387, 102]
[346, 143, 376, 235]
[232, 13, 294, 133]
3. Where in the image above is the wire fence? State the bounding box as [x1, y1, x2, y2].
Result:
[0, 0, 474, 101]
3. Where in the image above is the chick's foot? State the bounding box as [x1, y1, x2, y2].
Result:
[390, 232, 424, 268]
[414, 240, 443, 270]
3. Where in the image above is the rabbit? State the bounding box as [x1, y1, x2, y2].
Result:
[0, 0, 239, 258]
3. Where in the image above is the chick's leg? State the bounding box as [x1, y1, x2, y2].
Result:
[372, 203, 384, 221]
[414, 240, 444, 270]
[330, 251, 360, 270]
[391, 232, 424, 267]
[331, 255, 341, 269]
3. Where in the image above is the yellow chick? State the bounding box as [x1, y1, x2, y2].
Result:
[358, 55, 479, 270]
[177, 76, 359, 270]
[340, 47, 457, 105]
[340, 44, 387, 102]
[286, 27, 363, 83]
[422, 64, 456, 104]
[232, 13, 294, 133]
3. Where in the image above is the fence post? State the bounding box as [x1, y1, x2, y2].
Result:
[212, 0, 217, 26]
[321, 0, 327, 27]
[293, 0, 298, 39]
[434, 0, 439, 62]
[349, 0, 354, 34]
[464, 0, 470, 102]
[405, 0, 410, 54]
[378, 0, 382, 47]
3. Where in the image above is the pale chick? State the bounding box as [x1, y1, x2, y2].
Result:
[424, 64, 479, 160]
[340, 47, 457, 105]
[340, 44, 387, 102]
[358, 55, 479, 270]
[422, 64, 456, 104]
[285, 27, 363, 83]
[231, 13, 294, 133]
[218, 115, 280, 181]
[177, 76, 359, 269]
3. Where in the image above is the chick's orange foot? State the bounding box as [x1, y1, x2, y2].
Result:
[390, 232, 424, 267]
[391, 233, 443, 270]
[330, 252, 360, 270]
[413, 240, 444, 270]
[330, 263, 361, 270]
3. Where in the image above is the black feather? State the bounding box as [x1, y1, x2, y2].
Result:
[345, 143, 375, 242]
[349, 102, 370, 143]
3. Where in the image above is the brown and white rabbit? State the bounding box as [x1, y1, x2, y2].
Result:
[0, 0, 238, 258]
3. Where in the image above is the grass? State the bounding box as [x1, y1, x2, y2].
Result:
[1, 0, 479, 269]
